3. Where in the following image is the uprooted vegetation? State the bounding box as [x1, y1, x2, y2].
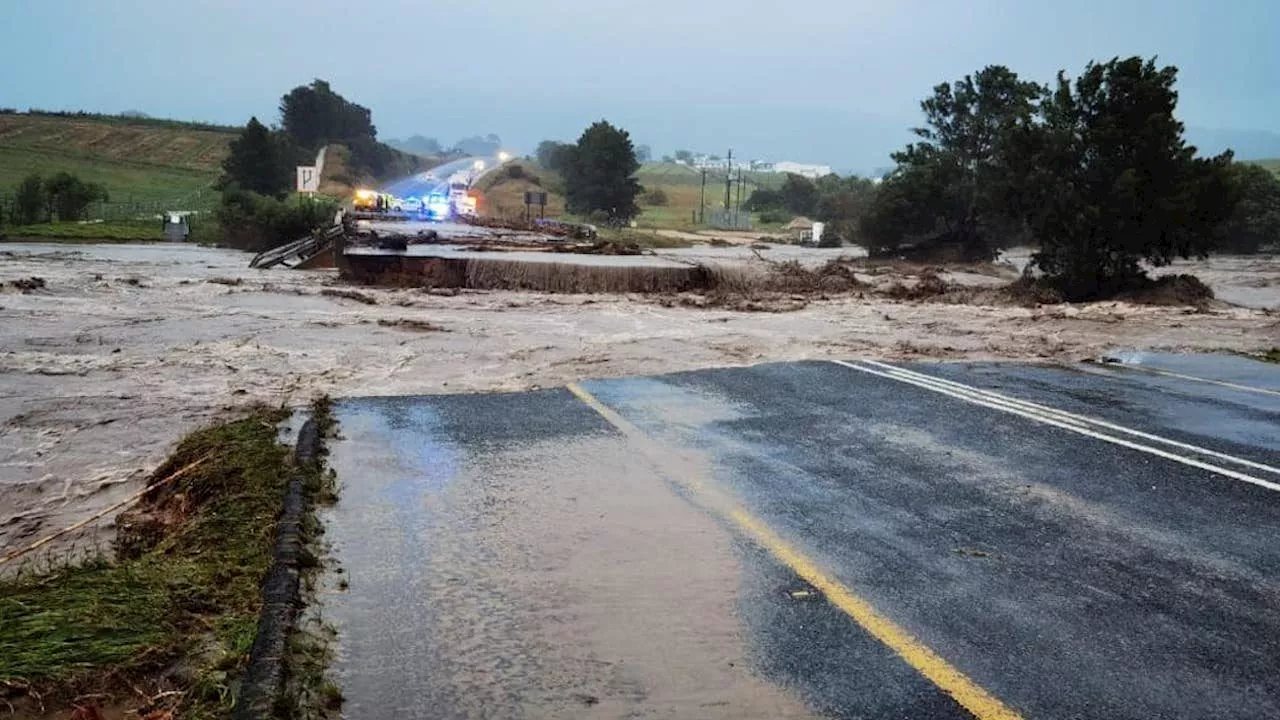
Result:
[665, 256, 1221, 313]
[0, 407, 294, 719]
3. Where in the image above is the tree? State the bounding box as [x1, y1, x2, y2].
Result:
[878, 65, 1045, 259]
[12, 174, 46, 225]
[1025, 57, 1237, 299]
[636, 144, 653, 163]
[221, 117, 292, 197]
[814, 174, 878, 245]
[536, 140, 576, 173]
[674, 150, 694, 163]
[45, 172, 108, 220]
[861, 164, 946, 254]
[778, 174, 819, 216]
[280, 79, 376, 152]
[452, 134, 502, 156]
[743, 188, 782, 212]
[1218, 163, 1280, 253]
[564, 120, 642, 221]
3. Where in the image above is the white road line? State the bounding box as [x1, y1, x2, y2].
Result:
[1098, 362, 1280, 398]
[858, 359, 1280, 478]
[832, 360, 1280, 494]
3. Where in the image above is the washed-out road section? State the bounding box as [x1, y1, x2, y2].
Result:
[320, 356, 1280, 719]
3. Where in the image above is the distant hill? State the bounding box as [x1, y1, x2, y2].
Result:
[1245, 158, 1280, 177]
[0, 112, 235, 207]
[0, 111, 429, 209]
[386, 135, 443, 157]
[1186, 126, 1280, 161]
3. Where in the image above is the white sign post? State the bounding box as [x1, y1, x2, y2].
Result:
[296, 166, 320, 194]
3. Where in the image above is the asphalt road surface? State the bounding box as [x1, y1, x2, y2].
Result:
[321, 355, 1280, 719]
[379, 155, 502, 203]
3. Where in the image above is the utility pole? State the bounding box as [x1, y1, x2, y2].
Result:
[699, 168, 707, 224]
[735, 168, 744, 213]
[724, 149, 733, 211]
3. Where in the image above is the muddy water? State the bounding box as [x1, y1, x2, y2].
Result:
[322, 395, 814, 719]
[2, 242, 1275, 563]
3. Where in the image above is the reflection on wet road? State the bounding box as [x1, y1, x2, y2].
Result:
[323, 357, 1280, 719]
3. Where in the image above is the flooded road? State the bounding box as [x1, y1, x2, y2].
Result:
[322, 358, 1280, 719]
[1, 241, 1275, 567]
[323, 392, 816, 718]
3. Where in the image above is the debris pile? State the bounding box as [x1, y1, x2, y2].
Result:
[6, 276, 46, 293]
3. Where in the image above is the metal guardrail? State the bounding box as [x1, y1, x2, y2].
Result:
[249, 224, 343, 269]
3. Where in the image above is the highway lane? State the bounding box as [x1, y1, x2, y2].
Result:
[320, 357, 1280, 719]
[379, 154, 502, 205]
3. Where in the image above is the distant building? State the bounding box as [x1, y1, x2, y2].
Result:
[772, 161, 834, 179]
[162, 212, 190, 242]
[682, 155, 833, 178]
[692, 154, 731, 170]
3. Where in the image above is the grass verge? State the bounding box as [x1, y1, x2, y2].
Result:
[0, 406, 293, 719]
[0, 145, 218, 204]
[278, 396, 342, 720]
[2, 221, 166, 242]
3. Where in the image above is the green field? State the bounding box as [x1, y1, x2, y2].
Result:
[0, 219, 168, 242]
[637, 161, 786, 189]
[480, 160, 789, 230]
[1247, 158, 1280, 177]
[0, 113, 230, 214]
[0, 146, 219, 207]
[635, 163, 784, 230]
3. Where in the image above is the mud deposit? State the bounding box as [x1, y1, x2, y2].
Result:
[1, 242, 1276, 558]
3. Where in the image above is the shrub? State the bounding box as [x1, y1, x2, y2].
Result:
[758, 209, 791, 225]
[816, 231, 842, 248]
[45, 172, 108, 221]
[13, 174, 47, 224]
[642, 187, 669, 206]
[216, 187, 337, 252]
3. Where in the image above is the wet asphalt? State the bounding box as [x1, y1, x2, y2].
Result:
[321, 356, 1280, 719]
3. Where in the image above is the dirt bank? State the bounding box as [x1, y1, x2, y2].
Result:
[1, 242, 1276, 558]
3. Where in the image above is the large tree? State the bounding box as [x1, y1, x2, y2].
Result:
[564, 120, 642, 221]
[778, 173, 819, 216]
[1025, 57, 1237, 299]
[12, 174, 46, 225]
[814, 174, 878, 245]
[869, 65, 1044, 259]
[1218, 163, 1280, 254]
[45, 172, 108, 221]
[452, 134, 501, 156]
[221, 117, 292, 197]
[535, 140, 576, 173]
[279, 79, 376, 152]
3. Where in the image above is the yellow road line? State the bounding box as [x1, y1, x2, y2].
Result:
[566, 382, 1023, 720]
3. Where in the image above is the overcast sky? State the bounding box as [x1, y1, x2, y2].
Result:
[3, 0, 1277, 171]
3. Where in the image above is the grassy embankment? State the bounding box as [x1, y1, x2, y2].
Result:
[0, 113, 232, 242]
[633, 162, 785, 230]
[0, 405, 329, 718]
[1246, 158, 1280, 177]
[477, 160, 784, 235]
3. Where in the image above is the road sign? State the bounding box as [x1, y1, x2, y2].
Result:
[524, 191, 548, 206]
[296, 166, 320, 193]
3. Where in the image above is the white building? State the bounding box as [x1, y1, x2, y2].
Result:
[772, 161, 834, 179]
[680, 155, 834, 179]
